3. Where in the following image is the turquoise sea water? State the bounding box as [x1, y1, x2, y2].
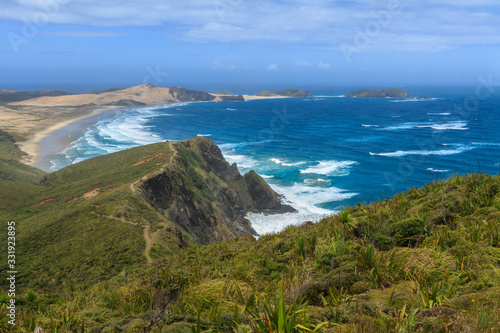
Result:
[40, 87, 500, 234]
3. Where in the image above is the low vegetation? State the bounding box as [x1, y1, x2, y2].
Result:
[0, 130, 26, 161]
[0, 90, 73, 105]
[1, 169, 499, 332]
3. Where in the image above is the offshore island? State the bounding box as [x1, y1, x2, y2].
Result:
[346, 88, 430, 99]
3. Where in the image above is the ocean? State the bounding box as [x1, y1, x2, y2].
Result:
[37, 87, 500, 235]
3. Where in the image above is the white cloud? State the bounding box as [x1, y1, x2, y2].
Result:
[1, 0, 499, 52]
[295, 59, 312, 67]
[267, 64, 278, 70]
[318, 62, 331, 69]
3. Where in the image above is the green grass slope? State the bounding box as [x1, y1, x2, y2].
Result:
[0, 159, 46, 183]
[0, 141, 178, 292]
[0, 158, 46, 219]
[0, 136, 289, 302]
[0, 129, 26, 160]
[3, 173, 500, 332]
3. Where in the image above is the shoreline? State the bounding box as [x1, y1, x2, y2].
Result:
[242, 95, 290, 101]
[10, 93, 293, 168]
[19, 106, 122, 165]
[18, 95, 291, 166]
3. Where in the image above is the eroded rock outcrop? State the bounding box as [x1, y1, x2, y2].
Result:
[139, 137, 295, 244]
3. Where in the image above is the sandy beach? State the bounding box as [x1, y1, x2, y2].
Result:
[242, 95, 289, 101]
[21, 106, 122, 165]
[0, 105, 121, 165]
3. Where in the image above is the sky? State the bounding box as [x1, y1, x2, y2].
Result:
[1, 0, 500, 92]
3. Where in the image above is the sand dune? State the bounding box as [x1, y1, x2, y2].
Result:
[10, 84, 181, 107]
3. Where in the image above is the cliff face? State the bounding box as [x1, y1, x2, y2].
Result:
[139, 137, 295, 244]
[169, 86, 216, 102]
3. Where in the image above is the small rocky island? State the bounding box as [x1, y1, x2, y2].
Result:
[346, 88, 431, 99]
[346, 88, 413, 98]
[257, 88, 313, 97]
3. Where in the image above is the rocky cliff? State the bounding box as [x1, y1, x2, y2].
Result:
[139, 137, 295, 244]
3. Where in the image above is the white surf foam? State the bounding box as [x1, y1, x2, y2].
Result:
[427, 168, 450, 173]
[417, 121, 468, 130]
[381, 121, 468, 131]
[52, 106, 175, 170]
[269, 157, 305, 167]
[381, 122, 422, 130]
[304, 178, 330, 184]
[248, 182, 357, 235]
[197, 134, 212, 137]
[427, 112, 451, 115]
[362, 124, 380, 128]
[300, 160, 357, 176]
[221, 151, 258, 170]
[370, 145, 473, 157]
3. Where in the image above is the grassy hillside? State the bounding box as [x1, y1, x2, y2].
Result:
[0, 136, 291, 305]
[3, 172, 500, 332]
[0, 129, 26, 160]
[0, 141, 178, 292]
[0, 159, 46, 183]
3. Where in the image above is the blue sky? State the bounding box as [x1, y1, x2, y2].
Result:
[1, 0, 499, 92]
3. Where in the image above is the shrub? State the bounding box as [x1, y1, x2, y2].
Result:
[374, 234, 394, 251]
[351, 281, 370, 294]
[390, 217, 426, 247]
[316, 252, 335, 271]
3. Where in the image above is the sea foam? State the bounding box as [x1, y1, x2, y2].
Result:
[300, 160, 357, 176]
[370, 145, 473, 157]
[248, 181, 357, 235]
[427, 168, 451, 173]
[381, 121, 468, 131]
